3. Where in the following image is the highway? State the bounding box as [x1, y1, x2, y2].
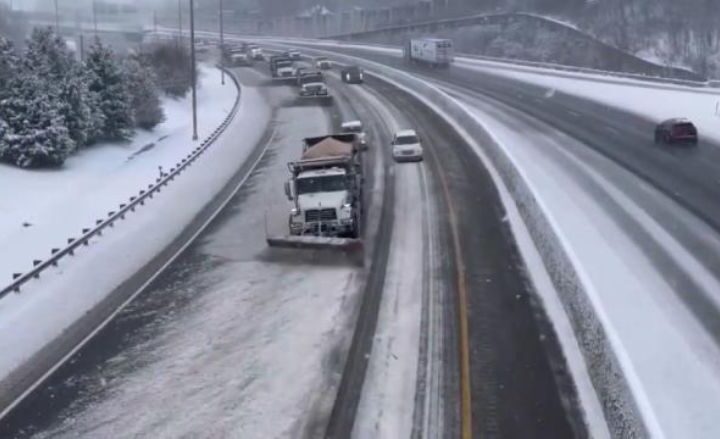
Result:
[6, 36, 720, 439]
[0, 50, 587, 438]
[277, 42, 720, 437]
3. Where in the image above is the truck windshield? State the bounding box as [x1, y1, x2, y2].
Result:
[297, 175, 347, 194]
[299, 75, 323, 85]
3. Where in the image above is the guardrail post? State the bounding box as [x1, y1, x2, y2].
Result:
[12, 273, 21, 280]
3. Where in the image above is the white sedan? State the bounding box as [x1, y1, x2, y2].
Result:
[392, 129, 424, 162]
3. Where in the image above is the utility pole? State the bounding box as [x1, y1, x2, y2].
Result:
[92, 0, 98, 36]
[178, 0, 183, 44]
[190, 0, 198, 141]
[219, 0, 225, 85]
[54, 0, 59, 34]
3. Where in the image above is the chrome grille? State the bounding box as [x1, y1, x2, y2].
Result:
[305, 209, 337, 222]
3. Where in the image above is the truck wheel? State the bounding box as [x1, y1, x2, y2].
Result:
[350, 214, 360, 239]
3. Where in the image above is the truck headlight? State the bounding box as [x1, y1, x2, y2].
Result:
[291, 208, 299, 216]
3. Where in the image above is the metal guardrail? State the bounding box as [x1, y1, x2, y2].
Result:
[0, 67, 242, 300]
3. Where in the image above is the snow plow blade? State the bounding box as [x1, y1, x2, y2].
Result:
[267, 235, 362, 251]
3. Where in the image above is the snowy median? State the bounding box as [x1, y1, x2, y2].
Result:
[0, 65, 272, 413]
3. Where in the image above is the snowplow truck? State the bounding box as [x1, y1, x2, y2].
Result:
[267, 134, 365, 250]
[297, 72, 333, 106]
[269, 55, 297, 82]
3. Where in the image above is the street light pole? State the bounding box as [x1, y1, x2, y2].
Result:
[219, 0, 225, 85]
[178, 0, 183, 44]
[54, 0, 59, 34]
[190, 0, 198, 141]
[92, 0, 98, 36]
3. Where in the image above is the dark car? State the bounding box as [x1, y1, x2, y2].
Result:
[655, 118, 698, 145]
[341, 66, 364, 84]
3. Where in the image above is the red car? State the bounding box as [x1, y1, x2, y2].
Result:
[654, 118, 698, 145]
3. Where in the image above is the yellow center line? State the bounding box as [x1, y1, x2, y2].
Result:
[426, 142, 473, 439]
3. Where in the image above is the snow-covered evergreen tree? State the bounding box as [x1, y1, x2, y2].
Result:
[123, 54, 165, 130]
[23, 28, 100, 147]
[0, 36, 19, 96]
[0, 72, 75, 168]
[85, 39, 134, 141]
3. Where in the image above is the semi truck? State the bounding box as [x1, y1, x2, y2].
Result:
[404, 38, 454, 68]
[267, 134, 365, 250]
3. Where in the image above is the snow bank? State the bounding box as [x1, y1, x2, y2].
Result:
[0, 69, 272, 414]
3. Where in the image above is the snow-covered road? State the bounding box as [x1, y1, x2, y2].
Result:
[0, 68, 370, 439]
[449, 85, 720, 438]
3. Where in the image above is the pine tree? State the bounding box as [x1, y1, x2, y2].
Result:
[0, 36, 19, 96]
[24, 28, 74, 78]
[123, 54, 165, 130]
[85, 39, 134, 141]
[23, 28, 99, 148]
[0, 71, 75, 168]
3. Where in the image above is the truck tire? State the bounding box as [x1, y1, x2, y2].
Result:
[349, 214, 360, 239]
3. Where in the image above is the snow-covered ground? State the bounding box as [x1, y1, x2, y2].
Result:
[0, 65, 233, 286]
[0, 68, 272, 404]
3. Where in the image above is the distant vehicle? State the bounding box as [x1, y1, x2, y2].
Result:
[392, 129, 424, 162]
[404, 38, 454, 68]
[295, 66, 310, 79]
[269, 55, 296, 79]
[284, 50, 301, 60]
[247, 44, 264, 60]
[654, 118, 698, 145]
[341, 66, 364, 84]
[341, 120, 367, 146]
[297, 72, 332, 105]
[315, 57, 332, 70]
[229, 51, 253, 67]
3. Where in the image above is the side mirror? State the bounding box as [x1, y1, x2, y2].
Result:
[284, 181, 293, 200]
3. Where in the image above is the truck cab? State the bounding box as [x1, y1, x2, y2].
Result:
[315, 57, 332, 70]
[285, 135, 363, 239]
[341, 120, 367, 146]
[276, 60, 296, 78]
[298, 72, 328, 96]
[230, 51, 252, 66]
[247, 45, 264, 60]
[287, 167, 357, 237]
